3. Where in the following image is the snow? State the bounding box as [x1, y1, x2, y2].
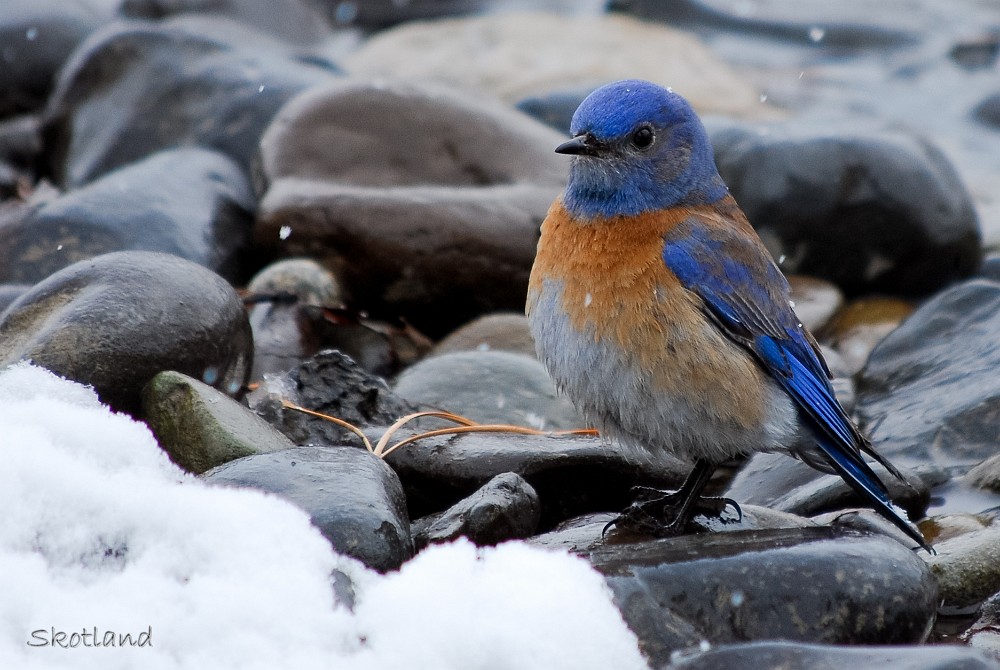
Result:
[0, 363, 647, 670]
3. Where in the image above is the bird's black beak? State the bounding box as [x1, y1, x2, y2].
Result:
[555, 134, 600, 156]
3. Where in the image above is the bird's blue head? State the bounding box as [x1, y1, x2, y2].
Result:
[557, 79, 728, 220]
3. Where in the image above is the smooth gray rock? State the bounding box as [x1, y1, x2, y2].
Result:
[413, 472, 540, 549]
[0, 147, 255, 284]
[203, 446, 412, 572]
[857, 279, 1000, 468]
[393, 350, 582, 430]
[0, 251, 252, 414]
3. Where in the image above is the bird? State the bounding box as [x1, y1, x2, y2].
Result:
[525, 79, 931, 553]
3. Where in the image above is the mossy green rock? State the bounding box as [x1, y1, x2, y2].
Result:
[142, 370, 294, 474]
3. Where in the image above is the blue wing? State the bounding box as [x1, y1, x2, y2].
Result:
[662, 215, 930, 551]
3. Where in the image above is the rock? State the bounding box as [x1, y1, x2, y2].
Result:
[951, 35, 1000, 71]
[254, 78, 566, 337]
[820, 296, 914, 375]
[247, 349, 417, 448]
[342, 12, 769, 117]
[857, 280, 1000, 468]
[246, 258, 343, 379]
[0, 284, 29, 313]
[532, 505, 816, 554]
[120, 0, 334, 44]
[515, 87, 595, 135]
[711, 123, 981, 297]
[0, 114, 42, 171]
[412, 472, 540, 550]
[43, 16, 337, 188]
[0, 251, 252, 414]
[968, 455, 1000, 493]
[384, 430, 688, 526]
[981, 253, 1000, 281]
[203, 446, 412, 572]
[667, 640, 1000, 670]
[974, 94, 1000, 130]
[726, 452, 931, 522]
[926, 525, 1000, 610]
[590, 529, 938, 657]
[0, 1, 112, 116]
[393, 350, 582, 430]
[787, 275, 843, 333]
[430, 312, 537, 359]
[313, 0, 491, 30]
[922, 513, 992, 546]
[609, 0, 920, 50]
[142, 370, 295, 474]
[962, 591, 1000, 660]
[0, 147, 255, 284]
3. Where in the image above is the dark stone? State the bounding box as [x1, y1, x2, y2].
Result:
[413, 472, 540, 550]
[203, 445, 412, 572]
[973, 94, 1000, 130]
[254, 78, 566, 338]
[0, 1, 112, 117]
[42, 16, 337, 188]
[981, 253, 1000, 281]
[0, 147, 255, 284]
[668, 640, 1000, 670]
[393, 350, 582, 430]
[384, 430, 688, 527]
[0, 251, 253, 415]
[711, 123, 981, 297]
[590, 529, 938, 651]
[310, 0, 491, 30]
[120, 0, 334, 44]
[608, 0, 918, 50]
[430, 312, 537, 359]
[726, 451, 932, 525]
[951, 35, 1000, 70]
[857, 280, 1000, 468]
[246, 349, 417, 448]
[0, 114, 42, 170]
[142, 370, 295, 474]
[515, 88, 593, 135]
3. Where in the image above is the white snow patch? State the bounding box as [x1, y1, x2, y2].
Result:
[0, 363, 647, 670]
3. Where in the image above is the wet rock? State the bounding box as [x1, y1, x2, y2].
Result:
[922, 513, 992, 546]
[962, 591, 1000, 659]
[430, 312, 537, 359]
[787, 275, 843, 333]
[342, 12, 769, 117]
[981, 253, 1000, 281]
[0, 114, 43, 172]
[314, 0, 491, 30]
[857, 280, 1000, 467]
[0, 147, 255, 284]
[247, 258, 343, 379]
[0, 1, 112, 117]
[726, 451, 932, 526]
[515, 87, 594, 135]
[413, 472, 539, 550]
[203, 446, 412, 572]
[667, 640, 1000, 670]
[0, 251, 252, 415]
[385, 430, 687, 526]
[532, 506, 816, 554]
[43, 16, 337, 188]
[926, 525, 1000, 610]
[247, 349, 417, 448]
[973, 94, 1000, 130]
[0, 284, 30, 313]
[590, 529, 938, 651]
[951, 35, 1000, 71]
[711, 123, 981, 297]
[820, 296, 914, 375]
[120, 0, 334, 44]
[255, 78, 565, 338]
[142, 370, 295, 474]
[393, 350, 582, 430]
[609, 0, 920, 50]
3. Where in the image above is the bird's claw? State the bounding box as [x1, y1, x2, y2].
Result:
[603, 487, 742, 537]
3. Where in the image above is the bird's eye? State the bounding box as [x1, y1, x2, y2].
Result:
[631, 126, 654, 149]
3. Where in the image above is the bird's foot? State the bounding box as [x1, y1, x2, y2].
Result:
[604, 486, 742, 537]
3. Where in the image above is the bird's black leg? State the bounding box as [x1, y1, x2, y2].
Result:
[606, 460, 741, 537]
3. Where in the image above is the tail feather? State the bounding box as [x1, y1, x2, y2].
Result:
[813, 435, 932, 553]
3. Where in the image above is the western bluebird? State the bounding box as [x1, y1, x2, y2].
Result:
[526, 79, 931, 552]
